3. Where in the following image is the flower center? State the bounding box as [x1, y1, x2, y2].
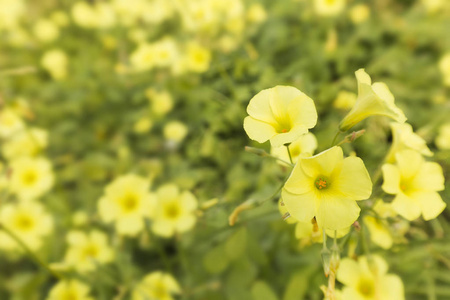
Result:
[164, 203, 180, 220]
[357, 278, 375, 297]
[14, 214, 34, 231]
[82, 244, 99, 259]
[62, 291, 78, 300]
[325, 0, 336, 4]
[314, 177, 329, 190]
[22, 170, 38, 186]
[120, 193, 139, 213]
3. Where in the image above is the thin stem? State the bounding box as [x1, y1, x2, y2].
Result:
[0, 224, 63, 279]
[286, 145, 294, 164]
[331, 131, 341, 147]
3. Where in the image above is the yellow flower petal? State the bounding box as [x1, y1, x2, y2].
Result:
[333, 156, 372, 200]
[246, 88, 277, 123]
[395, 150, 423, 179]
[243, 116, 277, 144]
[411, 162, 445, 192]
[152, 219, 174, 238]
[379, 274, 405, 300]
[281, 189, 316, 223]
[283, 159, 314, 195]
[116, 216, 144, 235]
[294, 221, 314, 239]
[381, 164, 401, 194]
[415, 191, 446, 221]
[269, 125, 308, 147]
[337, 258, 362, 287]
[301, 146, 343, 178]
[315, 195, 361, 230]
[364, 216, 393, 249]
[391, 192, 421, 221]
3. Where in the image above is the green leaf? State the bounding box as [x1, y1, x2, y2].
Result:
[251, 281, 279, 300]
[203, 245, 229, 274]
[225, 227, 248, 260]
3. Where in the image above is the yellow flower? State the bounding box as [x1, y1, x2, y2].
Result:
[9, 157, 54, 200]
[385, 122, 432, 163]
[436, 123, 450, 150]
[246, 3, 267, 24]
[333, 91, 357, 110]
[243, 86, 318, 147]
[185, 42, 211, 73]
[349, 4, 370, 24]
[163, 121, 188, 143]
[294, 219, 349, 246]
[152, 184, 198, 238]
[133, 117, 153, 134]
[364, 215, 392, 250]
[314, 0, 346, 17]
[153, 37, 179, 68]
[271, 132, 318, 164]
[130, 43, 156, 72]
[132, 271, 181, 300]
[337, 255, 404, 300]
[41, 49, 68, 80]
[0, 108, 24, 138]
[0, 200, 53, 251]
[46, 280, 94, 300]
[98, 174, 157, 236]
[382, 150, 446, 221]
[64, 230, 114, 273]
[145, 88, 174, 116]
[33, 18, 59, 43]
[282, 146, 372, 230]
[2, 127, 48, 160]
[339, 69, 406, 132]
[421, 0, 445, 13]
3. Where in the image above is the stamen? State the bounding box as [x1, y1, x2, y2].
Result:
[315, 177, 328, 190]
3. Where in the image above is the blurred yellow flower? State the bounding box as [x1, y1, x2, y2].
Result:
[0, 108, 24, 138]
[0, 0, 25, 29]
[132, 271, 181, 300]
[133, 117, 153, 134]
[152, 184, 198, 238]
[0, 200, 53, 251]
[364, 200, 397, 250]
[2, 127, 48, 160]
[46, 280, 94, 300]
[98, 174, 157, 236]
[247, 3, 267, 24]
[337, 255, 404, 300]
[333, 91, 357, 110]
[146, 88, 174, 116]
[382, 150, 446, 221]
[294, 219, 349, 246]
[244, 86, 318, 147]
[282, 146, 372, 230]
[349, 4, 370, 24]
[314, 0, 346, 17]
[33, 19, 59, 43]
[41, 49, 68, 80]
[438, 53, 450, 87]
[185, 42, 211, 73]
[130, 43, 156, 72]
[64, 230, 114, 273]
[435, 123, 450, 150]
[9, 156, 54, 200]
[421, 0, 445, 13]
[71, 2, 115, 29]
[339, 69, 406, 131]
[153, 37, 179, 68]
[271, 132, 317, 164]
[385, 122, 432, 163]
[163, 121, 188, 143]
[50, 11, 69, 27]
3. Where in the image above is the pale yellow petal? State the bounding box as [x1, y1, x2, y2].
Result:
[243, 116, 277, 144]
[175, 215, 196, 232]
[337, 258, 361, 287]
[391, 192, 421, 221]
[283, 160, 314, 195]
[157, 184, 179, 201]
[381, 164, 401, 194]
[246, 88, 276, 123]
[152, 219, 174, 238]
[269, 86, 302, 124]
[359, 255, 388, 277]
[411, 162, 445, 192]
[364, 216, 393, 249]
[294, 221, 314, 239]
[379, 274, 405, 300]
[414, 191, 446, 221]
[341, 287, 366, 300]
[395, 150, 423, 179]
[116, 216, 143, 236]
[281, 189, 316, 223]
[66, 231, 86, 245]
[333, 156, 372, 200]
[269, 124, 308, 147]
[315, 196, 360, 230]
[288, 93, 317, 129]
[180, 191, 198, 211]
[301, 146, 343, 178]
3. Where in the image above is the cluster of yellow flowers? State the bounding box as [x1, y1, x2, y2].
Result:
[243, 68, 446, 299]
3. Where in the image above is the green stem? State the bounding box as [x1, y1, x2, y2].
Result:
[0, 224, 63, 279]
[286, 145, 294, 164]
[331, 131, 341, 147]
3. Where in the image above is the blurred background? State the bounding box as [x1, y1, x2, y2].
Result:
[0, 0, 450, 299]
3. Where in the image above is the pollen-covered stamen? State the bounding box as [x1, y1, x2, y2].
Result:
[315, 177, 329, 190]
[281, 129, 288, 133]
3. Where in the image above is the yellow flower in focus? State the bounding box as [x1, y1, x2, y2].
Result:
[185, 42, 211, 73]
[132, 271, 181, 300]
[152, 184, 198, 238]
[9, 157, 54, 200]
[163, 121, 188, 143]
[33, 19, 59, 43]
[436, 123, 450, 150]
[282, 146, 372, 230]
[247, 3, 267, 24]
[382, 150, 446, 221]
[244, 86, 318, 147]
[0, 201, 53, 251]
[337, 255, 404, 300]
[314, 0, 346, 17]
[98, 174, 157, 236]
[339, 69, 406, 131]
[2, 127, 48, 160]
[133, 117, 153, 134]
[41, 49, 68, 80]
[0, 108, 24, 138]
[46, 280, 94, 300]
[385, 122, 432, 163]
[438, 53, 450, 87]
[349, 4, 370, 24]
[333, 91, 357, 110]
[64, 230, 114, 273]
[271, 132, 318, 164]
[130, 43, 156, 72]
[146, 88, 174, 116]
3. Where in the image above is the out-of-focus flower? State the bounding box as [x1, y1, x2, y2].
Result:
[2, 127, 48, 160]
[71, 1, 116, 29]
[9, 157, 54, 200]
[46, 280, 94, 300]
[153, 37, 179, 68]
[0, 0, 25, 29]
[146, 89, 174, 116]
[333, 91, 357, 110]
[72, 211, 89, 227]
[0, 108, 24, 138]
[33, 19, 59, 43]
[282, 146, 372, 230]
[382, 150, 446, 221]
[152, 184, 198, 238]
[247, 3, 267, 24]
[349, 4, 370, 24]
[337, 255, 404, 300]
[363, 201, 396, 250]
[185, 42, 211, 73]
[98, 174, 156, 236]
[64, 230, 114, 273]
[385, 122, 432, 163]
[314, 0, 346, 17]
[244, 86, 318, 147]
[41, 49, 68, 80]
[294, 219, 349, 246]
[132, 271, 181, 300]
[436, 123, 450, 150]
[324, 29, 338, 54]
[130, 43, 156, 72]
[271, 132, 318, 164]
[133, 117, 153, 134]
[339, 69, 406, 132]
[0, 201, 53, 251]
[438, 53, 450, 87]
[421, 0, 445, 13]
[163, 121, 188, 143]
[50, 11, 70, 27]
